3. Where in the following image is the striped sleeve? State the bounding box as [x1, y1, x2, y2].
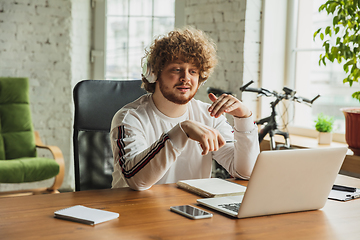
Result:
[116, 125, 170, 179]
[112, 123, 186, 190]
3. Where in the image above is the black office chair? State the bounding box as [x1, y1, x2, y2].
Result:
[73, 80, 146, 191]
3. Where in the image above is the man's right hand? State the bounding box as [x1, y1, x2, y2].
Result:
[180, 120, 226, 155]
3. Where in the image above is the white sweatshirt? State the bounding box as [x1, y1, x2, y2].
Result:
[110, 94, 260, 190]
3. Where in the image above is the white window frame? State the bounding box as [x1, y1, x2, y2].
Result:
[260, 0, 345, 143]
[91, 0, 184, 80]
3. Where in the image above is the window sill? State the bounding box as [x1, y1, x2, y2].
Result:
[287, 126, 346, 143]
[260, 134, 360, 178]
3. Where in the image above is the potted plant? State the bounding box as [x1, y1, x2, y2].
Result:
[314, 0, 360, 154]
[315, 113, 334, 145]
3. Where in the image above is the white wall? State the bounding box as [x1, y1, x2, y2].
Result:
[259, 0, 288, 118]
[0, 0, 91, 192]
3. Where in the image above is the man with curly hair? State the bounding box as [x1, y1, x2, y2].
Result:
[110, 27, 260, 190]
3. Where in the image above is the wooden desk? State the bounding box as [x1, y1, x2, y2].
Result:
[1, 175, 360, 240]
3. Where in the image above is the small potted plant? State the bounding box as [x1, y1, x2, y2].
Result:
[315, 113, 334, 145]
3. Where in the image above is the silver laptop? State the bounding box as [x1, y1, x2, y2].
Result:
[197, 147, 347, 218]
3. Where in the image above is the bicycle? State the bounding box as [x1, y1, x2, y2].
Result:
[239, 80, 320, 150]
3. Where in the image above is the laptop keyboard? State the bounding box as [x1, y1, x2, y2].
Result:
[219, 202, 241, 213]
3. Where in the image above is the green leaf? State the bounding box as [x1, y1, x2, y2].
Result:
[325, 26, 331, 35]
[331, 46, 338, 54]
[352, 68, 359, 81]
[343, 60, 353, 73]
[336, 37, 341, 44]
[324, 41, 330, 53]
[322, 57, 327, 66]
[355, 68, 360, 79]
[337, 56, 342, 63]
[333, 16, 339, 26]
[313, 28, 322, 40]
[320, 33, 324, 40]
[351, 62, 357, 72]
[352, 91, 360, 102]
[319, 4, 326, 12]
[329, 2, 337, 13]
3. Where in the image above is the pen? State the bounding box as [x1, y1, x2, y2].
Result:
[226, 140, 237, 143]
[332, 184, 357, 192]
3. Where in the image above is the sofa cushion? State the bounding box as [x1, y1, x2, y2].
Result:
[0, 157, 60, 183]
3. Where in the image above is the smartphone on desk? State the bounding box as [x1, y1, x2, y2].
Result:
[170, 205, 213, 219]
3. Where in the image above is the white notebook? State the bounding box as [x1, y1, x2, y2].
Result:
[177, 178, 247, 198]
[328, 188, 360, 201]
[54, 205, 119, 225]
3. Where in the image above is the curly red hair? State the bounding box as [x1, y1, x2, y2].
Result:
[142, 26, 218, 93]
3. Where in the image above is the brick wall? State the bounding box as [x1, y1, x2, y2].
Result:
[185, 0, 262, 119]
[0, 0, 91, 191]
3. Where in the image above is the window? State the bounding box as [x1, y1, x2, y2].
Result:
[261, 0, 360, 140]
[92, 0, 176, 80]
[106, 0, 175, 80]
[291, 0, 360, 133]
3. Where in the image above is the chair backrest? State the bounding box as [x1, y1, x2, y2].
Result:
[73, 80, 146, 191]
[0, 77, 36, 160]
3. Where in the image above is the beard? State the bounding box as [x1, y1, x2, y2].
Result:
[158, 79, 198, 105]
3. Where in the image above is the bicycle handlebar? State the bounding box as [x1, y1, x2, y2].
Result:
[240, 80, 320, 105]
[239, 80, 254, 91]
[240, 80, 274, 97]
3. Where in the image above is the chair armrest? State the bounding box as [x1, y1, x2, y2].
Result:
[34, 131, 65, 192]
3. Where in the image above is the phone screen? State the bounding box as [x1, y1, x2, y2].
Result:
[170, 205, 213, 219]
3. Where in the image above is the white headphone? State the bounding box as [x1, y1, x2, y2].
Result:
[141, 58, 157, 83]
